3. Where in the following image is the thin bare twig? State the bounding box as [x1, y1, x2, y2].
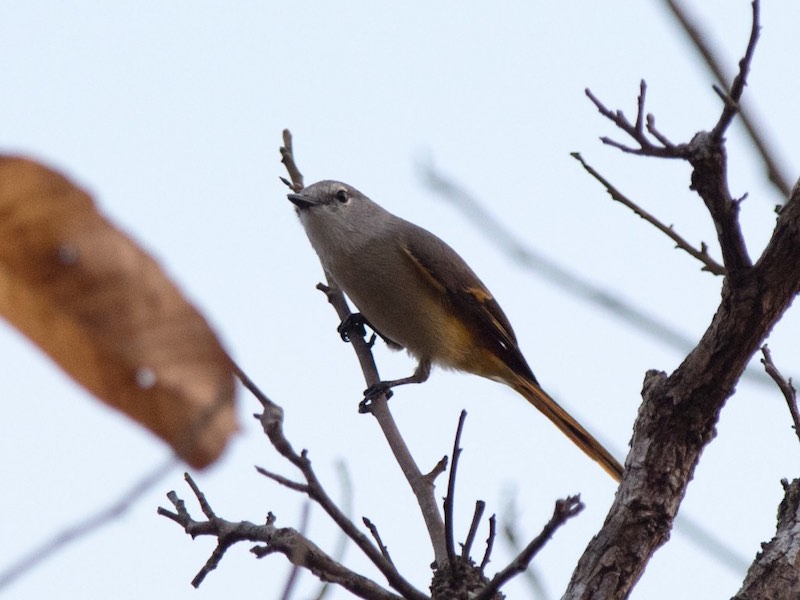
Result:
[585, 82, 686, 158]
[585, 26, 756, 274]
[232, 360, 271, 407]
[662, 0, 790, 197]
[254, 465, 309, 493]
[479, 515, 497, 572]
[444, 410, 468, 568]
[363, 517, 394, 566]
[571, 152, 725, 275]
[710, 0, 761, 141]
[475, 496, 584, 600]
[280, 129, 304, 192]
[761, 345, 800, 445]
[462, 501, 486, 561]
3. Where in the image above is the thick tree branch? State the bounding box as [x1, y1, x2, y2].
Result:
[733, 479, 800, 600]
[563, 177, 800, 598]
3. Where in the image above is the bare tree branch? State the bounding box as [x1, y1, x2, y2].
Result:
[462, 501, 486, 561]
[255, 400, 428, 600]
[475, 496, 584, 600]
[761, 345, 800, 445]
[661, 0, 791, 198]
[587, 76, 756, 274]
[444, 410, 467, 568]
[585, 82, 686, 159]
[315, 281, 448, 566]
[480, 515, 497, 572]
[571, 152, 725, 275]
[709, 0, 760, 141]
[363, 517, 394, 566]
[565, 151, 800, 596]
[158, 474, 404, 600]
[280, 129, 305, 192]
[733, 479, 800, 600]
[563, 3, 800, 595]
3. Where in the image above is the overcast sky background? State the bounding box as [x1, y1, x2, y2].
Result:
[2, 2, 800, 599]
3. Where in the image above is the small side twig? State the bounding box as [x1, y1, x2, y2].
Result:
[661, 0, 789, 196]
[254, 464, 309, 493]
[585, 81, 686, 158]
[461, 500, 486, 560]
[708, 0, 761, 141]
[363, 517, 394, 566]
[475, 496, 584, 600]
[280, 129, 304, 192]
[571, 152, 725, 275]
[761, 345, 800, 445]
[479, 515, 497, 572]
[444, 410, 468, 569]
[232, 360, 272, 407]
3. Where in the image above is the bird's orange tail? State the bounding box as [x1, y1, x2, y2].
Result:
[510, 376, 623, 482]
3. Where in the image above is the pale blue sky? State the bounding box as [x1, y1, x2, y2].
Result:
[1, 2, 799, 599]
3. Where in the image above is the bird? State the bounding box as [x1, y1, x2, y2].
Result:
[288, 180, 623, 481]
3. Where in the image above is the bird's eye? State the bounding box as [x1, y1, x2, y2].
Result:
[335, 189, 349, 203]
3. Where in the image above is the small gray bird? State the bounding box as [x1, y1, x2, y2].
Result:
[288, 180, 622, 481]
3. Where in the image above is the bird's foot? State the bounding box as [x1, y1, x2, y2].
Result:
[338, 313, 367, 343]
[358, 382, 394, 413]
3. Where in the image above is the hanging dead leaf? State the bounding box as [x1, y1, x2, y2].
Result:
[0, 156, 237, 468]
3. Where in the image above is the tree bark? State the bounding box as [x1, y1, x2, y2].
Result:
[562, 173, 800, 598]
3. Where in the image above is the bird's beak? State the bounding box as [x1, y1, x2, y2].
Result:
[287, 193, 318, 210]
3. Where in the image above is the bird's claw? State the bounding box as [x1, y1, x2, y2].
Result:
[358, 382, 394, 413]
[338, 313, 367, 342]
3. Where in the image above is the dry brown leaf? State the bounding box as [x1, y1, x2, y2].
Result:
[0, 156, 237, 468]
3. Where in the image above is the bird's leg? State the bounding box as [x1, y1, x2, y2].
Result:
[359, 359, 432, 413]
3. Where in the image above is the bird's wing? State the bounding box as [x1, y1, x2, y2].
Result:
[400, 223, 537, 383]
